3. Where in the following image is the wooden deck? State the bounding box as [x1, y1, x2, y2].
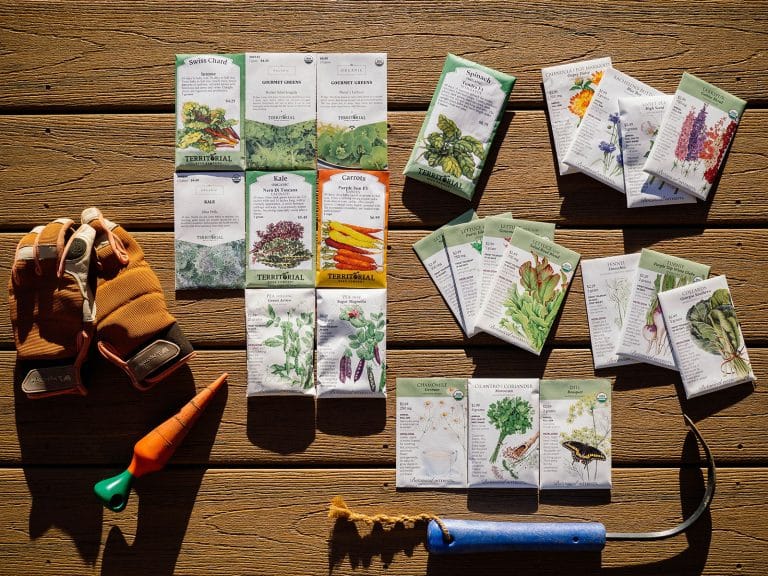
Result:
[1, 2, 766, 574]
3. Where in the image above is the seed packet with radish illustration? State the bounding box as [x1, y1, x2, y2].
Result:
[317, 170, 388, 288]
[468, 378, 539, 488]
[658, 275, 755, 399]
[316, 289, 386, 398]
[396, 378, 468, 488]
[615, 249, 710, 370]
[245, 288, 315, 396]
[443, 219, 488, 337]
[643, 73, 747, 201]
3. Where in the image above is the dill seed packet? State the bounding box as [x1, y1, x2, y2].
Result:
[403, 54, 516, 200]
[175, 54, 245, 171]
[540, 379, 612, 490]
[581, 254, 641, 369]
[317, 53, 388, 170]
[245, 288, 315, 396]
[174, 172, 245, 289]
[316, 289, 387, 398]
[396, 378, 468, 489]
[541, 57, 612, 175]
[468, 378, 539, 489]
[643, 73, 747, 201]
[563, 67, 662, 193]
[615, 249, 710, 370]
[658, 275, 755, 399]
[475, 227, 580, 355]
[443, 219, 488, 337]
[244, 53, 317, 170]
[246, 171, 316, 288]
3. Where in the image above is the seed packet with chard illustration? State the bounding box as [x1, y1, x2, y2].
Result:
[468, 379, 539, 489]
[245, 288, 315, 396]
[317, 170, 388, 288]
[396, 378, 468, 488]
[443, 219, 489, 337]
[403, 54, 516, 200]
[475, 227, 580, 355]
[658, 276, 755, 399]
[246, 171, 316, 287]
[615, 249, 710, 370]
[174, 172, 245, 289]
[175, 54, 245, 171]
[563, 67, 662, 193]
[541, 57, 612, 175]
[316, 289, 387, 398]
[643, 73, 747, 201]
[540, 379, 612, 490]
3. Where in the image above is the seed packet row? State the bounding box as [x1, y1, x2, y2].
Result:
[175, 53, 387, 171]
[396, 377, 611, 490]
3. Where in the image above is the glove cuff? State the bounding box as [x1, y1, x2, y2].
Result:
[19, 330, 91, 399]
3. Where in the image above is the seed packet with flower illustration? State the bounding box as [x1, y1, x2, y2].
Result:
[615, 249, 710, 370]
[396, 378, 468, 488]
[246, 288, 315, 396]
[316, 289, 386, 398]
[468, 378, 539, 489]
[475, 227, 580, 355]
[617, 96, 697, 208]
[246, 171, 316, 287]
[403, 54, 516, 200]
[658, 275, 755, 399]
[174, 172, 245, 289]
[540, 379, 612, 490]
[563, 67, 662, 193]
[541, 57, 612, 175]
[643, 73, 747, 201]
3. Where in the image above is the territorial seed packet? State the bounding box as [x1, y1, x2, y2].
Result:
[443, 219, 488, 337]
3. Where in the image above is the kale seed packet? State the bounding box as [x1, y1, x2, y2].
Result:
[658, 275, 755, 399]
[443, 219, 488, 337]
[643, 73, 747, 201]
[317, 53, 388, 170]
[174, 172, 245, 289]
[403, 54, 516, 200]
[246, 171, 316, 288]
[244, 53, 317, 170]
[175, 54, 245, 171]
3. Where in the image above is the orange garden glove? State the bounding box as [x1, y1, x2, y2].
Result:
[82, 207, 195, 390]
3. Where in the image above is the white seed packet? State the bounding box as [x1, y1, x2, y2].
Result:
[581, 254, 641, 369]
[245, 288, 315, 396]
[540, 379, 612, 490]
[468, 378, 539, 488]
[443, 219, 487, 337]
[396, 378, 468, 488]
[174, 172, 245, 289]
[615, 249, 711, 370]
[563, 67, 662, 193]
[541, 57, 612, 175]
[658, 276, 755, 399]
[316, 289, 386, 398]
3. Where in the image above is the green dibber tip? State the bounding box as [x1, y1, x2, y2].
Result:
[94, 469, 135, 512]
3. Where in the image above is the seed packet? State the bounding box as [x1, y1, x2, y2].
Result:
[316, 289, 386, 398]
[174, 172, 245, 289]
[468, 378, 539, 488]
[563, 67, 662, 193]
[643, 73, 747, 201]
[317, 170, 388, 288]
[581, 254, 641, 369]
[396, 378, 468, 488]
[475, 227, 580, 354]
[540, 379, 612, 490]
[403, 54, 516, 200]
[245, 288, 315, 396]
[244, 53, 317, 170]
[317, 53, 387, 170]
[658, 276, 755, 399]
[246, 171, 316, 287]
[443, 219, 488, 337]
[541, 57, 612, 175]
[615, 249, 710, 370]
[175, 54, 245, 171]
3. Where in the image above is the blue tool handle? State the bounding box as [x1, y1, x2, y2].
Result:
[426, 519, 607, 554]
